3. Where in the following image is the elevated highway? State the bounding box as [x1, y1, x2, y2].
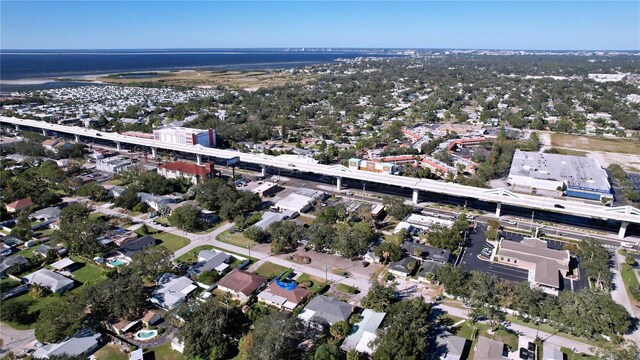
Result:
[3, 116, 640, 238]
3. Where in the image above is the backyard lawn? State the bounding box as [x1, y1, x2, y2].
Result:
[335, 283, 358, 294]
[4, 293, 60, 330]
[296, 273, 328, 294]
[136, 229, 191, 253]
[254, 262, 290, 279]
[561, 347, 599, 360]
[70, 257, 107, 284]
[93, 343, 128, 360]
[217, 230, 254, 248]
[175, 245, 215, 264]
[151, 343, 187, 360]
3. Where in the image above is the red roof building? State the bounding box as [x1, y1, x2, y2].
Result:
[6, 198, 33, 213]
[158, 161, 214, 185]
[216, 270, 267, 303]
[257, 281, 310, 310]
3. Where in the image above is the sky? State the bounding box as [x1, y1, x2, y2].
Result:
[1, 1, 639, 50]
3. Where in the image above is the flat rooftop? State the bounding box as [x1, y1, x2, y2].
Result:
[509, 150, 610, 192]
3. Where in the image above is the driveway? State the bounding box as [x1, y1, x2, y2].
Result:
[0, 323, 35, 357]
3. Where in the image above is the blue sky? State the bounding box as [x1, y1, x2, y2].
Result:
[1, 1, 638, 50]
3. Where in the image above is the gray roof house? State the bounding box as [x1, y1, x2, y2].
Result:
[151, 274, 198, 309]
[435, 332, 469, 360]
[340, 309, 386, 354]
[388, 257, 418, 278]
[30, 207, 61, 222]
[0, 255, 28, 275]
[402, 240, 451, 263]
[23, 268, 75, 293]
[118, 235, 156, 260]
[188, 250, 231, 278]
[33, 330, 101, 359]
[298, 295, 353, 328]
[474, 337, 507, 360]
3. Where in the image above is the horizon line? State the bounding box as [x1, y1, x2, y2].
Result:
[1, 47, 639, 52]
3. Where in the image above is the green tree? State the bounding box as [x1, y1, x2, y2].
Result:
[329, 320, 351, 340]
[244, 226, 267, 242]
[383, 196, 412, 220]
[76, 182, 107, 201]
[128, 246, 173, 281]
[60, 202, 92, 224]
[35, 297, 86, 343]
[0, 300, 36, 325]
[268, 221, 305, 254]
[246, 312, 303, 360]
[361, 283, 396, 312]
[373, 298, 432, 360]
[168, 204, 202, 231]
[114, 188, 140, 210]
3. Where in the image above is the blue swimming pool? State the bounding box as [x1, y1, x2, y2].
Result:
[134, 329, 158, 340]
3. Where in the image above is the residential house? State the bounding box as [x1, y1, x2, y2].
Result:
[6, 198, 33, 213]
[50, 258, 76, 272]
[388, 257, 418, 278]
[402, 240, 451, 263]
[496, 238, 571, 294]
[109, 186, 127, 198]
[188, 249, 231, 279]
[275, 188, 325, 213]
[434, 332, 468, 360]
[110, 319, 140, 336]
[97, 227, 137, 247]
[216, 270, 267, 303]
[257, 281, 310, 310]
[32, 331, 101, 359]
[0, 243, 12, 257]
[23, 268, 75, 293]
[253, 210, 296, 230]
[0, 255, 28, 275]
[158, 161, 214, 185]
[138, 192, 182, 212]
[340, 309, 386, 355]
[298, 295, 353, 328]
[30, 207, 61, 222]
[474, 337, 507, 360]
[118, 236, 156, 261]
[151, 274, 198, 309]
[34, 244, 67, 257]
[171, 338, 185, 354]
[141, 309, 162, 327]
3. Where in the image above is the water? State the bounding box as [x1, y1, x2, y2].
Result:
[135, 330, 158, 339]
[0, 49, 398, 80]
[108, 259, 127, 267]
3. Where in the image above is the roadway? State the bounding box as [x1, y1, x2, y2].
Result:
[3, 116, 640, 234]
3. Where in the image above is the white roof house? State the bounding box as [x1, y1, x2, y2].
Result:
[33, 331, 100, 359]
[24, 268, 74, 293]
[50, 258, 75, 271]
[151, 275, 197, 309]
[340, 309, 386, 354]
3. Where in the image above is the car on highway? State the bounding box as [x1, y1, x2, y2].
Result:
[554, 204, 565, 209]
[505, 220, 517, 225]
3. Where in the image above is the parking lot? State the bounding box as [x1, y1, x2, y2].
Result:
[460, 224, 588, 290]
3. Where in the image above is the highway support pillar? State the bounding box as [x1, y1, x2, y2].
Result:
[196, 154, 202, 165]
[14, 124, 19, 131]
[116, 142, 121, 151]
[74, 135, 80, 143]
[412, 189, 419, 205]
[261, 165, 267, 177]
[619, 221, 629, 239]
[495, 202, 502, 217]
[336, 177, 342, 192]
[42, 129, 47, 136]
[151, 147, 157, 159]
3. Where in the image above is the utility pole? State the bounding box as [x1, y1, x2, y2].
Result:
[325, 265, 328, 283]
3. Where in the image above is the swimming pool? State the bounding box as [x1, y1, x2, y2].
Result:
[108, 259, 126, 267]
[134, 329, 158, 340]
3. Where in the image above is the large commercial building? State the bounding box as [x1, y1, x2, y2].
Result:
[507, 150, 612, 201]
[496, 238, 571, 294]
[158, 161, 214, 184]
[153, 125, 216, 147]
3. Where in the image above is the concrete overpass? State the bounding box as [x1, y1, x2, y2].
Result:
[3, 116, 640, 238]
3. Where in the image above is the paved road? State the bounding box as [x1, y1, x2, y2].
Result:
[0, 323, 34, 357]
[611, 251, 640, 347]
[434, 304, 596, 355]
[91, 201, 372, 300]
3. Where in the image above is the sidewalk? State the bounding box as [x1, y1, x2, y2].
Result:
[434, 303, 596, 355]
